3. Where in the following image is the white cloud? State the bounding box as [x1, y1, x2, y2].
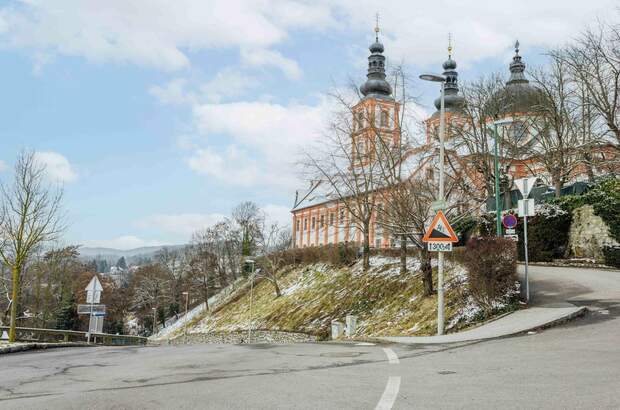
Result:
[263, 204, 293, 227]
[149, 78, 196, 106]
[0, 160, 7, 172]
[34, 151, 78, 183]
[83, 235, 167, 250]
[150, 69, 257, 106]
[187, 146, 262, 186]
[200, 69, 258, 102]
[0, 0, 331, 71]
[136, 213, 228, 236]
[0, 0, 613, 73]
[187, 98, 332, 189]
[334, 0, 617, 67]
[241, 48, 302, 80]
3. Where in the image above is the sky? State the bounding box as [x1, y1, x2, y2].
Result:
[0, 0, 617, 249]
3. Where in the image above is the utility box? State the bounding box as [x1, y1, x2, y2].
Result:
[331, 321, 344, 340]
[345, 315, 357, 337]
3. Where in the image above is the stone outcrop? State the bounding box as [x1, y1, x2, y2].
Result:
[568, 205, 618, 261]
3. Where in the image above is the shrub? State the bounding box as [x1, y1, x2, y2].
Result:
[277, 243, 358, 267]
[602, 246, 620, 268]
[514, 203, 571, 262]
[462, 237, 518, 311]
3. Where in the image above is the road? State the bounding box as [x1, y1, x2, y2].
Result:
[1, 265, 619, 409]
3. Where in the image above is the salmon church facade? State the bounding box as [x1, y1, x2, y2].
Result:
[290, 32, 619, 249]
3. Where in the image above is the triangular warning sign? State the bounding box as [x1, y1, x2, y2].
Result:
[422, 210, 458, 243]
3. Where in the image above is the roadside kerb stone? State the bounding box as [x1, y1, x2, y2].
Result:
[0, 342, 90, 355]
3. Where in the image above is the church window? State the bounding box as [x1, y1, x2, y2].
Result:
[320, 214, 325, 228]
[510, 121, 527, 143]
[339, 208, 345, 224]
[381, 110, 389, 127]
[296, 220, 300, 231]
[304, 218, 308, 230]
[329, 213, 335, 226]
[311, 217, 316, 230]
[426, 167, 434, 180]
[357, 112, 364, 130]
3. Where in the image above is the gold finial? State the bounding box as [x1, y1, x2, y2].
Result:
[374, 13, 380, 41]
[448, 33, 453, 58]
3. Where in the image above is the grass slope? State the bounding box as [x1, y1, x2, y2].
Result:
[169, 256, 516, 341]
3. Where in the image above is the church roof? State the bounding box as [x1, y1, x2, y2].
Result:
[359, 25, 393, 100]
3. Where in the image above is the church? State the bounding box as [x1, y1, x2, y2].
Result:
[291, 28, 619, 249]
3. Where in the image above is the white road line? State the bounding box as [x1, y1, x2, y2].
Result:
[382, 348, 400, 364]
[375, 376, 401, 410]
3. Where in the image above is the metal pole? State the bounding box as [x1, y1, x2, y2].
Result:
[87, 296, 93, 344]
[493, 123, 502, 236]
[524, 211, 530, 303]
[247, 266, 254, 343]
[152, 308, 157, 336]
[184, 293, 189, 344]
[437, 82, 445, 336]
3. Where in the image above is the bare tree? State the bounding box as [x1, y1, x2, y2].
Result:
[0, 151, 64, 342]
[452, 74, 514, 205]
[554, 21, 620, 145]
[232, 202, 263, 258]
[255, 223, 292, 298]
[527, 57, 593, 196]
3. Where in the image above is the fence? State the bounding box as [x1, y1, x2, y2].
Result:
[0, 326, 147, 346]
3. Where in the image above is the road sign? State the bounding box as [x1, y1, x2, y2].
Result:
[518, 199, 536, 217]
[505, 228, 516, 234]
[428, 242, 453, 252]
[430, 199, 446, 211]
[515, 177, 538, 199]
[502, 214, 518, 229]
[86, 276, 103, 304]
[504, 234, 518, 241]
[78, 304, 106, 315]
[422, 210, 458, 243]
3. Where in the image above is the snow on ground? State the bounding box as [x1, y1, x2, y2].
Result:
[152, 302, 207, 340]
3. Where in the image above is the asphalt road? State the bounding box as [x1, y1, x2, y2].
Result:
[1, 265, 619, 409]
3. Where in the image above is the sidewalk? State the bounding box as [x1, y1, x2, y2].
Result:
[380, 304, 587, 345]
[0, 341, 89, 354]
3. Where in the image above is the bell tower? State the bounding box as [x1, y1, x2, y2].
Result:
[351, 19, 400, 166]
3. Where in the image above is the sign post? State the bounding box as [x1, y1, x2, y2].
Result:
[422, 210, 459, 335]
[84, 276, 104, 343]
[515, 177, 537, 303]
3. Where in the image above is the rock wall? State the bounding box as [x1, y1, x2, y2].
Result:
[568, 205, 618, 261]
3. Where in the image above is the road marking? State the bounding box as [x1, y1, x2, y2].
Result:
[375, 376, 401, 410]
[382, 348, 399, 364]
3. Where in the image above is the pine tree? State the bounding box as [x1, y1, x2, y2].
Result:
[55, 294, 80, 331]
[117, 256, 128, 270]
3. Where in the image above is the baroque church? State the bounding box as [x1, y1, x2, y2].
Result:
[291, 29, 619, 249]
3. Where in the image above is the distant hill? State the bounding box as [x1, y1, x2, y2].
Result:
[78, 244, 187, 263]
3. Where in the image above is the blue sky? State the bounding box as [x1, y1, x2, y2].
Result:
[0, 0, 616, 249]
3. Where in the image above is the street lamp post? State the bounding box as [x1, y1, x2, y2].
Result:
[420, 73, 447, 335]
[489, 118, 513, 237]
[152, 307, 157, 336]
[245, 259, 255, 343]
[182, 291, 189, 344]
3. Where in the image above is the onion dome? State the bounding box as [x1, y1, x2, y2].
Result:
[430, 41, 465, 118]
[360, 25, 393, 99]
[498, 41, 541, 113]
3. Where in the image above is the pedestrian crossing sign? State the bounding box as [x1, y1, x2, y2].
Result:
[422, 210, 458, 243]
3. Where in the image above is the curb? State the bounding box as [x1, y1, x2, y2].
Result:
[0, 342, 90, 355]
[377, 306, 588, 346]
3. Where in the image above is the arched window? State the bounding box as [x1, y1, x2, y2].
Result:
[510, 121, 527, 143]
[381, 110, 389, 127]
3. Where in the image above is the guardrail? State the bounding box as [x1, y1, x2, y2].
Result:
[0, 326, 147, 346]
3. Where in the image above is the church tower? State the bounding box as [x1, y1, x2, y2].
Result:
[351, 22, 401, 166]
[425, 38, 465, 144]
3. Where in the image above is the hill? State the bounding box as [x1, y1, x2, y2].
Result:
[157, 255, 519, 342]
